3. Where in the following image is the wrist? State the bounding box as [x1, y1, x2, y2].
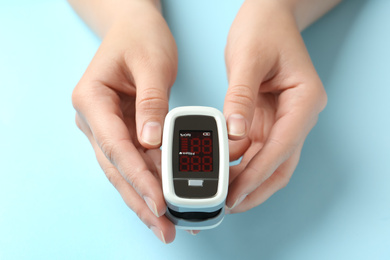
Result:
[242, 0, 299, 30]
[107, 1, 162, 35]
[248, 0, 342, 31]
[272, 0, 342, 31]
[69, 0, 162, 38]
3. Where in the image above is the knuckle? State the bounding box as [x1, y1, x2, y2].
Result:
[99, 138, 122, 166]
[75, 114, 82, 131]
[279, 175, 291, 189]
[225, 84, 256, 110]
[245, 166, 268, 187]
[71, 85, 83, 111]
[137, 88, 168, 113]
[318, 87, 328, 111]
[72, 80, 106, 114]
[268, 137, 290, 149]
[135, 52, 155, 69]
[98, 138, 147, 195]
[123, 167, 147, 194]
[227, 42, 261, 64]
[74, 114, 91, 137]
[268, 169, 291, 191]
[104, 166, 121, 189]
[130, 47, 175, 75]
[268, 137, 295, 160]
[125, 170, 141, 191]
[72, 84, 93, 115]
[136, 208, 150, 224]
[71, 82, 92, 112]
[308, 81, 328, 112]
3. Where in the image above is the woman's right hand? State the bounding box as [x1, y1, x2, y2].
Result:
[71, 0, 178, 243]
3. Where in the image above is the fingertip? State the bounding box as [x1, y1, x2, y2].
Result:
[140, 121, 162, 148]
[226, 193, 248, 210]
[164, 231, 176, 244]
[144, 193, 167, 218]
[156, 202, 167, 218]
[186, 230, 200, 235]
[160, 220, 176, 244]
[151, 226, 167, 244]
[226, 114, 247, 140]
[225, 194, 235, 209]
[151, 216, 176, 244]
[144, 196, 160, 218]
[224, 205, 231, 215]
[192, 230, 200, 235]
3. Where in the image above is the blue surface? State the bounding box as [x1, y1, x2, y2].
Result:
[1, 0, 389, 259]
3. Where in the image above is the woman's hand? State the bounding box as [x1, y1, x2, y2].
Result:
[71, 1, 177, 243]
[224, 0, 328, 213]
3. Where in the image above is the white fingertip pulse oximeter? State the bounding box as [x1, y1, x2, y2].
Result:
[162, 106, 229, 230]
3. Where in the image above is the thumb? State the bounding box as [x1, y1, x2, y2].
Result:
[135, 70, 172, 149]
[223, 56, 272, 140]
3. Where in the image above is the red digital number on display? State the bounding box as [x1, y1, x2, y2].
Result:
[179, 132, 213, 172]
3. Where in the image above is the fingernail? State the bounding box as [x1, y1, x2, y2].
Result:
[142, 122, 161, 146]
[227, 193, 248, 210]
[224, 206, 231, 215]
[144, 196, 159, 217]
[186, 230, 200, 236]
[151, 226, 166, 244]
[227, 114, 246, 137]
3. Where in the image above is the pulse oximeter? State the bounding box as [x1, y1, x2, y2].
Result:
[162, 106, 229, 230]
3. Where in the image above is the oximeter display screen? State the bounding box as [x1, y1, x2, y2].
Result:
[179, 131, 213, 172]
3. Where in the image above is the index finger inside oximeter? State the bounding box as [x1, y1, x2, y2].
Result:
[162, 106, 229, 230]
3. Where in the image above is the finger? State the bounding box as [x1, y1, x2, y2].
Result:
[75, 113, 93, 138]
[229, 140, 264, 183]
[224, 45, 275, 140]
[145, 149, 162, 179]
[131, 58, 174, 149]
[229, 164, 246, 185]
[228, 138, 251, 162]
[75, 112, 176, 243]
[186, 230, 201, 236]
[228, 147, 301, 214]
[73, 84, 166, 218]
[226, 86, 324, 209]
[92, 136, 176, 243]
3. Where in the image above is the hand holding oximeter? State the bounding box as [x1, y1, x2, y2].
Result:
[162, 106, 229, 230]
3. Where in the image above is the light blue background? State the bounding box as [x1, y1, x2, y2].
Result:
[1, 0, 389, 259]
